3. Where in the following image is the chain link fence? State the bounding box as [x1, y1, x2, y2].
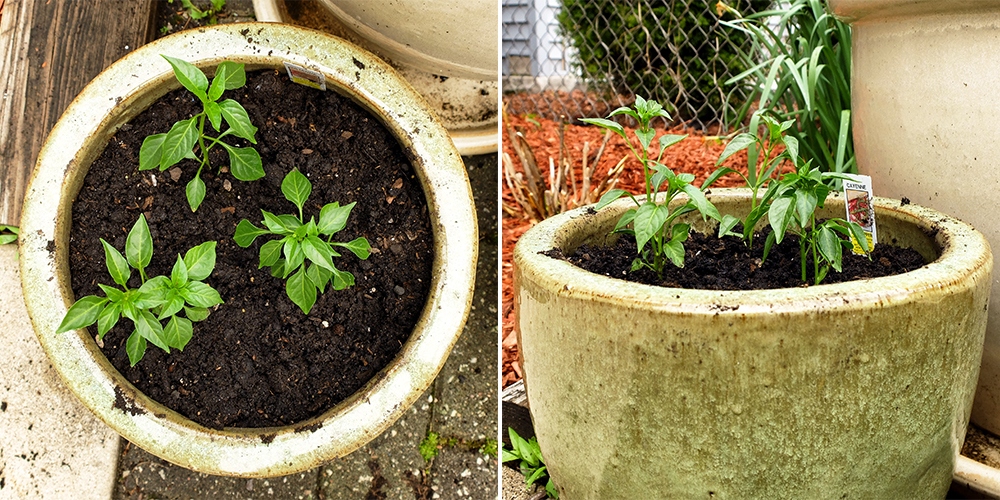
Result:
[502, 0, 772, 133]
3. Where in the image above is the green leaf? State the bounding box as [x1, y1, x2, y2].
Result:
[336, 237, 371, 259]
[125, 214, 153, 274]
[269, 259, 286, 278]
[222, 144, 264, 181]
[634, 127, 655, 151]
[525, 465, 548, 487]
[139, 134, 166, 171]
[234, 219, 269, 247]
[332, 267, 355, 290]
[768, 197, 795, 244]
[205, 101, 223, 132]
[137, 275, 171, 304]
[680, 184, 718, 221]
[794, 188, 818, 229]
[215, 61, 246, 90]
[183, 241, 217, 281]
[718, 214, 742, 238]
[180, 281, 223, 308]
[303, 235, 335, 272]
[56, 295, 108, 333]
[98, 284, 126, 303]
[126, 330, 147, 366]
[717, 133, 756, 165]
[101, 239, 131, 287]
[97, 302, 121, 338]
[157, 294, 185, 320]
[171, 254, 189, 286]
[578, 117, 625, 139]
[134, 308, 169, 352]
[818, 225, 843, 272]
[281, 169, 312, 212]
[283, 239, 305, 278]
[318, 202, 355, 235]
[595, 189, 629, 211]
[186, 174, 206, 212]
[659, 134, 687, 151]
[286, 266, 317, 314]
[632, 203, 668, 254]
[262, 210, 291, 233]
[259, 239, 284, 268]
[184, 306, 210, 322]
[163, 316, 194, 350]
[218, 99, 258, 143]
[306, 262, 333, 293]
[160, 117, 199, 169]
[162, 55, 208, 102]
[207, 62, 227, 102]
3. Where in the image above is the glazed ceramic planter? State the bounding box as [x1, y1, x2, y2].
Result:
[252, 0, 499, 156]
[830, 0, 1000, 440]
[514, 189, 991, 499]
[19, 23, 477, 477]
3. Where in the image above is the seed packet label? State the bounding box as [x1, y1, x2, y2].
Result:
[842, 173, 877, 255]
[283, 62, 326, 91]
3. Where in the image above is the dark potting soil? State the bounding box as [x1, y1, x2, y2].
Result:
[549, 227, 926, 290]
[68, 69, 433, 429]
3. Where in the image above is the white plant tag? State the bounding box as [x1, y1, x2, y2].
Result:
[283, 61, 326, 91]
[842, 173, 877, 255]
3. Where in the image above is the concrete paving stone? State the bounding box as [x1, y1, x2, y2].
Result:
[428, 447, 497, 500]
[115, 444, 319, 500]
[0, 245, 121, 500]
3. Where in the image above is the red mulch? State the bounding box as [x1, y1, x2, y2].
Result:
[501, 114, 756, 389]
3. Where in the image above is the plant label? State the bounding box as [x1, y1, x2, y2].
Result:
[283, 62, 326, 91]
[842, 173, 876, 254]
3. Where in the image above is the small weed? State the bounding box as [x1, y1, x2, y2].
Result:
[419, 431, 440, 463]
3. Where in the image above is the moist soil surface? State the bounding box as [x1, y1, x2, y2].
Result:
[69, 69, 433, 429]
[548, 227, 926, 290]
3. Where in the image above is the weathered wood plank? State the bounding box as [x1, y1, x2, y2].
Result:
[0, 0, 157, 226]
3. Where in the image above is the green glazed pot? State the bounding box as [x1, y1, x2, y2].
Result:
[19, 23, 477, 477]
[514, 188, 991, 499]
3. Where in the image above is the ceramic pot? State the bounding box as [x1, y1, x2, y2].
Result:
[19, 23, 477, 477]
[252, 0, 498, 156]
[831, 0, 1000, 440]
[514, 189, 991, 499]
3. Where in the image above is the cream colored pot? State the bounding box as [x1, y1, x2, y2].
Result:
[19, 23, 477, 477]
[514, 189, 991, 499]
[831, 0, 1000, 439]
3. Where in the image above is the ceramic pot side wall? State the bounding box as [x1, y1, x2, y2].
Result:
[19, 23, 477, 477]
[832, 0, 1000, 434]
[514, 190, 991, 499]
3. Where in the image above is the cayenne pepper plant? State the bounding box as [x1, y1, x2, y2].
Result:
[234, 168, 372, 314]
[139, 55, 264, 212]
[56, 214, 223, 366]
[580, 96, 723, 275]
[762, 157, 870, 285]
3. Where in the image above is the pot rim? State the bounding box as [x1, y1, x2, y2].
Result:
[18, 22, 477, 477]
[514, 188, 991, 315]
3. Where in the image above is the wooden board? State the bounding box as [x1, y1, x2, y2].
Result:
[0, 0, 156, 226]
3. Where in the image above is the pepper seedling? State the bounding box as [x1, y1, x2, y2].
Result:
[580, 96, 723, 275]
[56, 214, 223, 366]
[234, 169, 371, 314]
[139, 55, 263, 212]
